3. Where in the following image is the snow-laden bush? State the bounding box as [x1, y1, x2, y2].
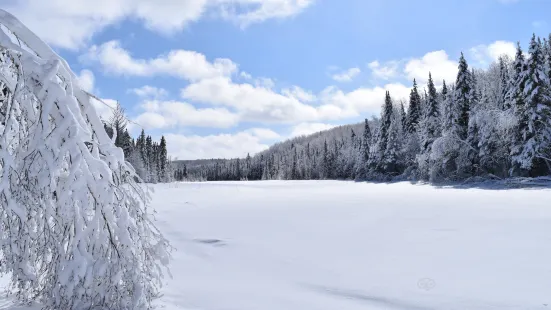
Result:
[0, 10, 170, 309]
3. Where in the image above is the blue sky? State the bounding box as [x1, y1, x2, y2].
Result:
[4, 0, 550, 159]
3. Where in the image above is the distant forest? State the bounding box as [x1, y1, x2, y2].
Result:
[173, 33, 551, 183]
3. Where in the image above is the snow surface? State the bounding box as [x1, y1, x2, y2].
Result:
[2, 180, 551, 309]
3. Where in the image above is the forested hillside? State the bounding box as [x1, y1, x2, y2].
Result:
[178, 34, 551, 182]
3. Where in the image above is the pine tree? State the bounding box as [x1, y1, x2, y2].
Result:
[406, 79, 422, 134]
[441, 80, 453, 130]
[235, 157, 242, 180]
[376, 91, 394, 172]
[499, 56, 511, 109]
[400, 100, 407, 130]
[145, 135, 154, 182]
[355, 119, 372, 179]
[511, 35, 551, 176]
[421, 72, 441, 152]
[322, 139, 329, 179]
[159, 136, 168, 182]
[417, 73, 442, 178]
[384, 109, 403, 175]
[453, 52, 472, 140]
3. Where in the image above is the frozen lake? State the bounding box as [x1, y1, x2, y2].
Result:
[152, 181, 551, 310]
[2, 180, 551, 309]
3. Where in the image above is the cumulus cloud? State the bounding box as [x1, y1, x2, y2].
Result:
[165, 131, 272, 160]
[181, 77, 326, 123]
[134, 100, 240, 129]
[470, 41, 516, 66]
[221, 0, 316, 28]
[290, 123, 336, 138]
[367, 60, 400, 80]
[90, 98, 117, 122]
[404, 50, 458, 85]
[281, 86, 316, 102]
[180, 73, 412, 124]
[76, 69, 95, 92]
[129, 85, 169, 99]
[83, 40, 238, 81]
[5, 0, 315, 49]
[319, 83, 411, 117]
[245, 128, 281, 140]
[331, 67, 361, 82]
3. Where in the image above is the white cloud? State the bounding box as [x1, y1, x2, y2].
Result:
[240, 71, 253, 80]
[165, 131, 271, 160]
[281, 86, 316, 102]
[134, 100, 239, 129]
[367, 60, 399, 80]
[181, 74, 411, 124]
[254, 77, 276, 89]
[90, 98, 117, 122]
[76, 69, 95, 92]
[245, 128, 281, 140]
[129, 85, 169, 99]
[5, 0, 315, 49]
[222, 0, 316, 28]
[83, 40, 238, 81]
[181, 76, 330, 123]
[470, 41, 516, 66]
[404, 50, 458, 85]
[290, 123, 336, 138]
[319, 83, 411, 117]
[331, 67, 361, 82]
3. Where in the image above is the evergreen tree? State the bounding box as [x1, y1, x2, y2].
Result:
[421, 72, 441, 152]
[511, 35, 551, 176]
[355, 119, 372, 179]
[400, 100, 407, 130]
[406, 79, 422, 134]
[499, 56, 511, 109]
[452, 52, 472, 140]
[441, 80, 453, 130]
[159, 136, 168, 182]
[322, 139, 329, 179]
[376, 91, 394, 172]
[384, 109, 403, 175]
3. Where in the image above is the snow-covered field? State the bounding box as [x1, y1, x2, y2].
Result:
[2, 181, 551, 309]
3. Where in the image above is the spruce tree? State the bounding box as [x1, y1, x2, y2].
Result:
[384, 109, 403, 175]
[421, 72, 441, 152]
[400, 100, 407, 130]
[159, 136, 168, 182]
[376, 91, 394, 172]
[441, 80, 453, 130]
[322, 139, 329, 179]
[355, 119, 372, 179]
[406, 79, 422, 134]
[499, 56, 511, 109]
[452, 53, 472, 140]
[511, 35, 551, 176]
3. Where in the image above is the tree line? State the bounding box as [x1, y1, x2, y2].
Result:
[104, 104, 173, 183]
[181, 34, 551, 182]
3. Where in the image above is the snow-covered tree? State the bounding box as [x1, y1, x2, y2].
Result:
[179, 32, 551, 183]
[0, 10, 170, 310]
[453, 53, 472, 140]
[406, 79, 422, 134]
[511, 35, 551, 176]
[355, 119, 372, 179]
